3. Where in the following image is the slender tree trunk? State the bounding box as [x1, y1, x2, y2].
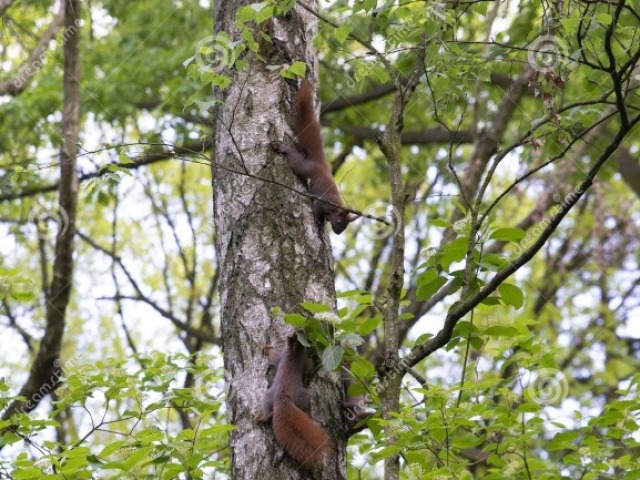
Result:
[212, 2, 346, 478]
[376, 51, 425, 480]
[1, 0, 80, 425]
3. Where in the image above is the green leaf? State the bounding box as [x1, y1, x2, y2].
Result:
[446, 337, 461, 350]
[13, 468, 45, 479]
[98, 440, 130, 458]
[256, 2, 274, 24]
[121, 446, 154, 470]
[428, 218, 451, 227]
[176, 429, 195, 441]
[517, 402, 541, 413]
[335, 24, 351, 44]
[119, 153, 135, 165]
[199, 424, 236, 436]
[416, 276, 447, 301]
[470, 336, 484, 350]
[480, 296, 501, 306]
[235, 6, 256, 22]
[561, 18, 581, 32]
[241, 28, 259, 52]
[548, 431, 579, 450]
[339, 332, 364, 348]
[481, 253, 510, 269]
[490, 227, 525, 243]
[338, 289, 367, 298]
[289, 61, 307, 78]
[301, 302, 331, 314]
[360, 0, 377, 12]
[61, 447, 91, 458]
[349, 303, 368, 318]
[414, 332, 433, 345]
[355, 293, 373, 304]
[471, 1, 487, 14]
[453, 321, 477, 337]
[134, 427, 164, 442]
[295, 332, 312, 347]
[350, 357, 376, 378]
[283, 313, 307, 327]
[452, 432, 482, 448]
[498, 283, 524, 309]
[440, 236, 468, 270]
[9, 290, 35, 301]
[483, 325, 518, 337]
[275, 0, 296, 13]
[359, 317, 380, 335]
[321, 345, 344, 371]
[417, 268, 438, 286]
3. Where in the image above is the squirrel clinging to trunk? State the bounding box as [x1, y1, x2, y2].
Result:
[275, 80, 358, 234]
[256, 334, 332, 469]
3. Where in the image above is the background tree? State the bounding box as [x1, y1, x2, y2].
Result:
[0, 0, 639, 479]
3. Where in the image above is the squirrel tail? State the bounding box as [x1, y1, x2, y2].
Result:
[293, 80, 325, 161]
[273, 397, 332, 468]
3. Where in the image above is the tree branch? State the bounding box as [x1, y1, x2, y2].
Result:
[0, 140, 212, 203]
[0, 3, 65, 96]
[77, 232, 219, 346]
[343, 125, 474, 145]
[400, 112, 640, 373]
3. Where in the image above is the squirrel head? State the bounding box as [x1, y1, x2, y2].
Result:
[330, 211, 358, 234]
[287, 333, 306, 353]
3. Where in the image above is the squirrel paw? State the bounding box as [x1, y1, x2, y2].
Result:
[270, 141, 287, 154]
[255, 412, 269, 423]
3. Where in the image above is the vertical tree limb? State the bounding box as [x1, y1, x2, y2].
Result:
[377, 44, 426, 480]
[1, 0, 80, 427]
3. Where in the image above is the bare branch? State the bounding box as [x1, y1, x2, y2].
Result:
[343, 126, 474, 145]
[0, 3, 65, 95]
[77, 232, 219, 346]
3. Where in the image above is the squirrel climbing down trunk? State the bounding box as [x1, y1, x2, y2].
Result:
[275, 80, 358, 234]
[256, 334, 332, 469]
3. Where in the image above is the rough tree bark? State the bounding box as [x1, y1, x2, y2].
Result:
[212, 2, 346, 478]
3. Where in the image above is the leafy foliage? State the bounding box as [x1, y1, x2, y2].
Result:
[1, 0, 640, 478]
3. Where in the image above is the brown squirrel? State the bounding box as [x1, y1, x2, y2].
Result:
[256, 334, 332, 469]
[275, 80, 358, 234]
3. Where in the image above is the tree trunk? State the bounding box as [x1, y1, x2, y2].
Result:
[1, 0, 80, 426]
[212, 3, 346, 478]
